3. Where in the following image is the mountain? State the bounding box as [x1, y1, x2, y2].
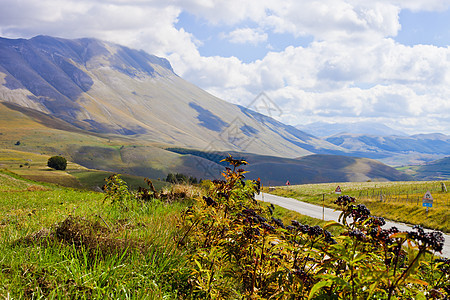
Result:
[0, 35, 412, 184]
[0, 101, 412, 184]
[0, 35, 344, 158]
[163, 148, 412, 184]
[296, 121, 407, 137]
[407, 156, 450, 181]
[325, 133, 450, 165]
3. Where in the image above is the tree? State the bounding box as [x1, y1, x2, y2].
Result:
[166, 173, 177, 183]
[47, 155, 67, 170]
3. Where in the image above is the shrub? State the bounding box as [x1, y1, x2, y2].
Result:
[102, 174, 132, 207]
[47, 156, 67, 170]
[166, 172, 198, 184]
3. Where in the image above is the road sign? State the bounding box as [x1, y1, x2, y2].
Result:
[286, 180, 290, 186]
[422, 190, 433, 208]
[335, 186, 342, 194]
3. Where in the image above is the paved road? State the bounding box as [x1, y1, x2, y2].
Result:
[256, 192, 450, 258]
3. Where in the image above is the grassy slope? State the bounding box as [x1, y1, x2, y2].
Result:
[2, 101, 413, 184]
[0, 148, 167, 191]
[414, 156, 450, 180]
[0, 102, 220, 180]
[267, 180, 450, 233]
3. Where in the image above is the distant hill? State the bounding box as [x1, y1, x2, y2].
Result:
[165, 148, 412, 185]
[324, 133, 450, 166]
[296, 122, 450, 166]
[411, 157, 450, 180]
[296, 121, 407, 137]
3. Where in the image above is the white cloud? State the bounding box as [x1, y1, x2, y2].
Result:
[223, 28, 268, 45]
[383, 0, 450, 12]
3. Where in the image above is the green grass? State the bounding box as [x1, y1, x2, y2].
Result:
[0, 172, 191, 298]
[69, 170, 168, 191]
[0, 148, 169, 192]
[0, 148, 87, 188]
[0, 170, 345, 298]
[267, 180, 450, 233]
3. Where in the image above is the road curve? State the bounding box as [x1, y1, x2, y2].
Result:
[256, 192, 450, 258]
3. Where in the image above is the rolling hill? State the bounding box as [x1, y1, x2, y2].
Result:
[325, 132, 450, 166]
[405, 156, 450, 181]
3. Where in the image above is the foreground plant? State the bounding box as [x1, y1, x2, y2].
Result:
[177, 156, 449, 299]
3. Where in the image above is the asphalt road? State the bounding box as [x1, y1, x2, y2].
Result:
[256, 192, 450, 258]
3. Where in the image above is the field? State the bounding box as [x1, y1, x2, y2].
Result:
[0, 166, 342, 298]
[0, 149, 448, 298]
[266, 180, 450, 233]
[0, 148, 168, 192]
[0, 169, 194, 298]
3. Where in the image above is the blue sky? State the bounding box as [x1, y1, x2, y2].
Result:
[177, 8, 450, 63]
[0, 0, 450, 135]
[175, 11, 314, 63]
[396, 9, 450, 46]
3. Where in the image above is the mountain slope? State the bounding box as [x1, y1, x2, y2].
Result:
[411, 157, 450, 180]
[0, 35, 345, 158]
[0, 101, 224, 179]
[296, 121, 407, 137]
[325, 132, 450, 165]
[0, 101, 411, 184]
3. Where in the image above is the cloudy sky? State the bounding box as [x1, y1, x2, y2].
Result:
[1, 0, 450, 135]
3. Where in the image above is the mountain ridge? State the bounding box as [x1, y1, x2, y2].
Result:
[296, 121, 408, 137]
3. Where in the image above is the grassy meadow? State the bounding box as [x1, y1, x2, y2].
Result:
[266, 180, 450, 233]
[0, 142, 448, 297]
[0, 169, 195, 298]
[0, 158, 338, 298]
[0, 148, 168, 191]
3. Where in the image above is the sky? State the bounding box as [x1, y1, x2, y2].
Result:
[1, 0, 450, 135]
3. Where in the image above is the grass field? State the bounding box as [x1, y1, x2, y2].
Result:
[266, 180, 450, 233]
[0, 170, 192, 298]
[0, 167, 345, 298]
[0, 148, 168, 192]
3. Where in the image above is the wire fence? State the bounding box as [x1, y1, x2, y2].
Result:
[357, 182, 449, 207]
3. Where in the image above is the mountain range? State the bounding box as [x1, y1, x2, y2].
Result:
[296, 121, 408, 137]
[0, 35, 447, 183]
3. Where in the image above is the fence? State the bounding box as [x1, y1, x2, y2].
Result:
[356, 182, 449, 207]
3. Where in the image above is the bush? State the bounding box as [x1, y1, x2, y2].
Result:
[166, 172, 198, 184]
[47, 156, 67, 170]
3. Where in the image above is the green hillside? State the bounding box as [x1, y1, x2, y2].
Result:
[0, 102, 412, 184]
[414, 157, 450, 180]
